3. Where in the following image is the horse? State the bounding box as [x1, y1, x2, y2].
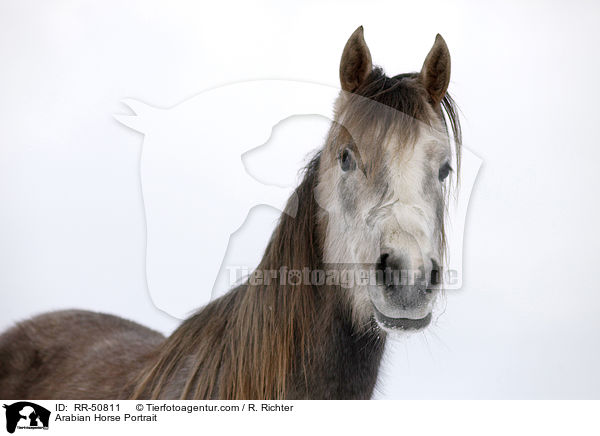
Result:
[0, 26, 461, 400]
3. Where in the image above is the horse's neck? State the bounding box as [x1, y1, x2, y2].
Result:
[286, 290, 386, 399]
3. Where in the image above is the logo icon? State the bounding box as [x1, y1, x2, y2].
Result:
[3, 402, 50, 434]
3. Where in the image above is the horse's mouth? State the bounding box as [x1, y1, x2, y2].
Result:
[373, 309, 432, 331]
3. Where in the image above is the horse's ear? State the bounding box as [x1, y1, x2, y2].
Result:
[339, 26, 372, 93]
[420, 34, 451, 106]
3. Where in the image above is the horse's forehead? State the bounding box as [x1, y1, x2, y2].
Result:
[353, 124, 445, 181]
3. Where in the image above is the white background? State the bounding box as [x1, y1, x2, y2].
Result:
[1, 0, 600, 399]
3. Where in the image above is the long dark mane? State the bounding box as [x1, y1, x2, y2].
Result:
[130, 154, 344, 399]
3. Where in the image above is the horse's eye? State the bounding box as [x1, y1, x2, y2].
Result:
[438, 162, 452, 181]
[339, 148, 356, 172]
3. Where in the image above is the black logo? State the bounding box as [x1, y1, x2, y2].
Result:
[2, 402, 50, 434]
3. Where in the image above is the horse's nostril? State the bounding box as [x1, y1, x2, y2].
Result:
[376, 253, 390, 271]
[376, 253, 403, 289]
[430, 258, 441, 286]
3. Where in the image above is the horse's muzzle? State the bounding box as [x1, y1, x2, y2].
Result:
[369, 252, 440, 329]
